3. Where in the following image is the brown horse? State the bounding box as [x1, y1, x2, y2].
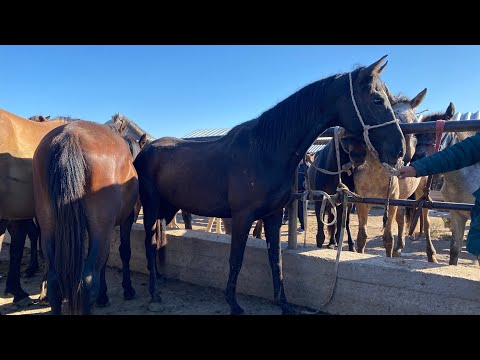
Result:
[353, 88, 428, 258]
[33, 116, 140, 315]
[134, 56, 406, 315]
[0, 110, 68, 304]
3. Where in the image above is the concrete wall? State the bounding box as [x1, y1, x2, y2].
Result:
[106, 225, 480, 315]
[5, 224, 480, 314]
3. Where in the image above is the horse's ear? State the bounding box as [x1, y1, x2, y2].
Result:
[367, 55, 388, 75]
[445, 102, 455, 120]
[45, 115, 50, 121]
[410, 88, 427, 109]
[139, 133, 147, 148]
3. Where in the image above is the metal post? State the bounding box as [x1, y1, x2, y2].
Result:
[288, 167, 299, 249]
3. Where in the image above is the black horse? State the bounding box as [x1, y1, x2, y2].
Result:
[134, 56, 406, 315]
[307, 136, 366, 250]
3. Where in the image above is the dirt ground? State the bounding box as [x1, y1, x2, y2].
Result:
[0, 205, 477, 315]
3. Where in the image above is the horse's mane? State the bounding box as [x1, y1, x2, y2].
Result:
[420, 112, 445, 123]
[226, 70, 358, 153]
[390, 94, 411, 105]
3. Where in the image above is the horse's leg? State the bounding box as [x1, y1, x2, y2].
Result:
[253, 220, 263, 239]
[141, 190, 162, 308]
[263, 210, 296, 315]
[45, 233, 62, 315]
[225, 211, 254, 315]
[423, 208, 437, 263]
[393, 207, 405, 257]
[315, 201, 326, 248]
[0, 220, 7, 280]
[449, 211, 467, 265]
[96, 263, 110, 307]
[383, 205, 397, 257]
[25, 220, 40, 277]
[356, 204, 370, 253]
[5, 220, 31, 304]
[118, 209, 136, 300]
[82, 227, 112, 315]
[181, 210, 193, 230]
[346, 204, 355, 252]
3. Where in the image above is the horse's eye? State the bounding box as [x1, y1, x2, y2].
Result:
[374, 98, 384, 105]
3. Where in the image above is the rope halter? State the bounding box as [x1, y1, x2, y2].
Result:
[348, 71, 402, 161]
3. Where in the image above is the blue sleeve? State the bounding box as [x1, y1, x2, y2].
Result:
[412, 132, 480, 177]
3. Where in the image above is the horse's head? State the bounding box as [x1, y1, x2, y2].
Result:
[340, 136, 367, 167]
[387, 88, 428, 164]
[338, 55, 405, 166]
[412, 102, 455, 162]
[28, 115, 50, 122]
[110, 113, 128, 134]
[124, 133, 148, 160]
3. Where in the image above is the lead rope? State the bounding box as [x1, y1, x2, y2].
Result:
[305, 72, 401, 313]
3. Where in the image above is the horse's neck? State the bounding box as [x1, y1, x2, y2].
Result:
[266, 77, 347, 173]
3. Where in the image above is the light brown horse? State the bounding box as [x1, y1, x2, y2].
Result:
[354, 89, 429, 258]
[0, 109, 68, 303]
[33, 117, 140, 315]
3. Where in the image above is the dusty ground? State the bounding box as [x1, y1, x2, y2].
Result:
[1, 205, 477, 315]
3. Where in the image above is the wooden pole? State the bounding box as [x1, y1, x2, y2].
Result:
[288, 167, 299, 249]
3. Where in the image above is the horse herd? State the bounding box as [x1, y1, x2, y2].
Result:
[0, 55, 472, 315]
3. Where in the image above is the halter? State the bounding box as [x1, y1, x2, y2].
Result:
[348, 71, 402, 161]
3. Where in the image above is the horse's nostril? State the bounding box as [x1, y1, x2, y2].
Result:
[398, 149, 404, 158]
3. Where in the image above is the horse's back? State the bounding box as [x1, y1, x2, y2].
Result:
[35, 121, 138, 226]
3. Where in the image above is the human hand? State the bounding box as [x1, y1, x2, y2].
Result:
[398, 166, 417, 179]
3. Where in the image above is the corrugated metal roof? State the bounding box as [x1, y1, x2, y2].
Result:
[183, 128, 231, 138]
[451, 111, 480, 121]
[307, 144, 326, 153]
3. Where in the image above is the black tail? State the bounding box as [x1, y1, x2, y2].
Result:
[48, 132, 88, 315]
[155, 219, 167, 249]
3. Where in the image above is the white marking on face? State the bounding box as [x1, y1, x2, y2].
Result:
[393, 103, 418, 124]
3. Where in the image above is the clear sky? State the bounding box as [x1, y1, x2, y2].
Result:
[0, 45, 479, 138]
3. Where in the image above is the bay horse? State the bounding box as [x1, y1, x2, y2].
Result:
[353, 88, 428, 258]
[0, 110, 68, 304]
[0, 115, 50, 279]
[134, 56, 406, 315]
[407, 103, 461, 264]
[307, 135, 367, 250]
[33, 116, 141, 315]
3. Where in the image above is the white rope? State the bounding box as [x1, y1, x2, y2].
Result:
[348, 72, 401, 160]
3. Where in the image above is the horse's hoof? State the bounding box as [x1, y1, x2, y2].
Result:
[392, 250, 402, 257]
[13, 294, 33, 308]
[124, 287, 136, 301]
[429, 255, 439, 264]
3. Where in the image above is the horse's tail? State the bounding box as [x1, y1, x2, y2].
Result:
[155, 218, 167, 249]
[48, 132, 88, 315]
